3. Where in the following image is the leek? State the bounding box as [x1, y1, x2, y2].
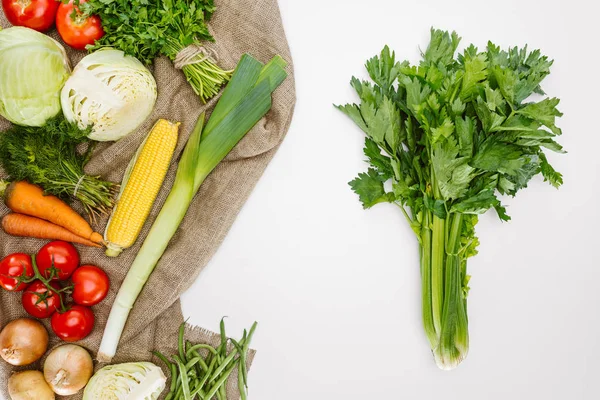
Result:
[98, 54, 288, 362]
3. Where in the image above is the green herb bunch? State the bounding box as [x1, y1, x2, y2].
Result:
[0, 116, 118, 221]
[79, 0, 229, 103]
[337, 29, 564, 369]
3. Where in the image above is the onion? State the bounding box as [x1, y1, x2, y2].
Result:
[0, 319, 48, 366]
[8, 370, 55, 400]
[43, 344, 94, 396]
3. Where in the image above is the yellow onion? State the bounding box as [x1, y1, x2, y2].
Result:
[0, 319, 48, 366]
[44, 344, 94, 396]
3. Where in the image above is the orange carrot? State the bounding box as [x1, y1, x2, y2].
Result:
[2, 213, 102, 248]
[0, 181, 103, 244]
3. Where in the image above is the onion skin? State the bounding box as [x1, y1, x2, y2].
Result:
[0, 319, 49, 366]
[8, 370, 55, 400]
[44, 344, 94, 396]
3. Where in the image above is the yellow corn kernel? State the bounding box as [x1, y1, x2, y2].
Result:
[104, 120, 180, 257]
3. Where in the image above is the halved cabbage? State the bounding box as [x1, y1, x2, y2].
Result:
[82, 362, 166, 400]
[0, 27, 71, 127]
[61, 49, 157, 142]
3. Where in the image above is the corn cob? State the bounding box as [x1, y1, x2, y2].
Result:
[104, 119, 180, 257]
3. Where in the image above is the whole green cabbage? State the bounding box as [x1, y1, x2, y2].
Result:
[82, 362, 166, 400]
[61, 49, 157, 142]
[0, 27, 71, 127]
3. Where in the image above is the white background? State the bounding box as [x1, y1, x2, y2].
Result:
[182, 0, 600, 399]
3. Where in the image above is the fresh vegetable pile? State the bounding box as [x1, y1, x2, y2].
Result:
[1, 0, 289, 396]
[337, 29, 565, 369]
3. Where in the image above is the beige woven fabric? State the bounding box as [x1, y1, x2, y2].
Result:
[0, 0, 295, 398]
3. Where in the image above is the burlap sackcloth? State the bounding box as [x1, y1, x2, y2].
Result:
[0, 0, 296, 398]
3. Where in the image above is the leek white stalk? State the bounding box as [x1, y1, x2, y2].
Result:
[98, 54, 288, 361]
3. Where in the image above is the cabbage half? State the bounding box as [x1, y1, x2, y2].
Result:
[82, 362, 166, 400]
[0, 27, 71, 127]
[61, 49, 157, 142]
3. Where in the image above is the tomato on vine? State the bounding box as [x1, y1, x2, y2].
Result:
[0, 253, 34, 292]
[51, 305, 95, 342]
[22, 280, 62, 319]
[71, 265, 109, 306]
[36, 241, 80, 281]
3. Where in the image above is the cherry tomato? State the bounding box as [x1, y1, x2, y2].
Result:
[22, 280, 61, 319]
[51, 305, 94, 342]
[71, 265, 109, 306]
[55, 0, 103, 51]
[0, 253, 34, 292]
[1, 0, 59, 32]
[36, 241, 80, 281]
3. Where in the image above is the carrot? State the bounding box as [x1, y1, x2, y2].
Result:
[2, 213, 102, 248]
[0, 181, 103, 244]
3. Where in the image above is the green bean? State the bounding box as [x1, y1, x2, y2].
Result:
[179, 322, 187, 362]
[185, 356, 209, 373]
[238, 361, 247, 400]
[174, 384, 183, 400]
[170, 364, 179, 393]
[204, 361, 238, 400]
[230, 338, 248, 390]
[175, 357, 192, 400]
[186, 344, 219, 359]
[219, 318, 227, 357]
[197, 355, 217, 392]
[153, 351, 173, 368]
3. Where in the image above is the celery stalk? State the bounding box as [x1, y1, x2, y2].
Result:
[98, 54, 287, 362]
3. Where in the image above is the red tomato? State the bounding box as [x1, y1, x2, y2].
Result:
[51, 305, 94, 342]
[0, 253, 34, 292]
[55, 0, 103, 50]
[36, 241, 80, 281]
[71, 265, 109, 306]
[1, 0, 59, 32]
[22, 280, 61, 318]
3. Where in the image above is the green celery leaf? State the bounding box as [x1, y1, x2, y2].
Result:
[471, 137, 526, 175]
[424, 195, 447, 219]
[336, 104, 369, 134]
[460, 51, 488, 101]
[455, 116, 475, 157]
[490, 66, 517, 105]
[364, 138, 394, 179]
[474, 98, 506, 133]
[516, 98, 563, 135]
[494, 203, 511, 221]
[432, 140, 475, 200]
[539, 153, 564, 188]
[424, 28, 461, 66]
[349, 169, 394, 209]
[451, 189, 499, 214]
[404, 77, 432, 114]
[366, 46, 401, 92]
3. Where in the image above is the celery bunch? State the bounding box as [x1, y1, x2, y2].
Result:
[337, 29, 564, 369]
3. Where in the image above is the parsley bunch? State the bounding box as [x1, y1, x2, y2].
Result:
[337, 29, 564, 369]
[79, 0, 230, 103]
